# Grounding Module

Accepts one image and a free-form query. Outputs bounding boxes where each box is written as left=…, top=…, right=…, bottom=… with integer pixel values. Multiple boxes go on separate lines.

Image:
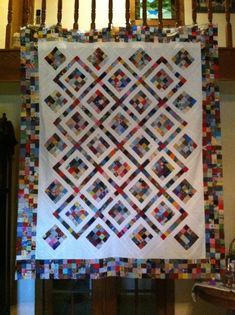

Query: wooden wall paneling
left=154, top=279, right=175, bottom=315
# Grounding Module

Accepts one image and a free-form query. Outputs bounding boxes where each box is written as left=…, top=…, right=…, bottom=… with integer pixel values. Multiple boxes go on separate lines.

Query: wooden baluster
left=142, top=0, right=148, bottom=27
left=5, top=0, right=13, bottom=48
left=207, top=0, right=213, bottom=23
left=175, top=0, right=180, bottom=27
left=225, top=0, right=233, bottom=47
left=57, top=0, right=63, bottom=27
left=73, top=0, right=79, bottom=30
left=41, top=0, right=47, bottom=26
left=158, top=0, right=163, bottom=29
left=192, top=0, right=197, bottom=25
left=91, top=0, right=96, bottom=30
left=126, top=0, right=131, bottom=30
left=108, top=0, right=113, bottom=30
left=22, top=0, right=30, bottom=26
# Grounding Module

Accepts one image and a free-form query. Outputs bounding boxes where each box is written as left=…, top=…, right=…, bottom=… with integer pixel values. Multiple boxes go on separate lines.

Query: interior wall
left=0, top=0, right=8, bottom=48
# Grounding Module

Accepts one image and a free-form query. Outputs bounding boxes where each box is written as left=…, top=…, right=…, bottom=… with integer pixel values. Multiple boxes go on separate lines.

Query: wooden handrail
left=73, top=0, right=79, bottom=30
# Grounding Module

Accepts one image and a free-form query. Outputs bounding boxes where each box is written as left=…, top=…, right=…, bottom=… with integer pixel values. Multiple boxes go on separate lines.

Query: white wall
left=0, top=0, right=8, bottom=48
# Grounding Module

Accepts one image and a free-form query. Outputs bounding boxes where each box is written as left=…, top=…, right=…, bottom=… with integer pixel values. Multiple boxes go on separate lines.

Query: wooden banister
left=225, top=0, right=233, bottom=48
left=57, top=0, right=63, bottom=27
left=5, top=0, right=13, bottom=49
left=192, top=0, right=197, bottom=25
left=91, top=0, right=96, bottom=30
left=41, top=0, right=47, bottom=26
left=108, top=0, right=113, bottom=30
left=126, top=0, right=131, bottom=30
left=73, top=0, right=79, bottom=30
left=158, top=0, right=163, bottom=29
left=142, top=0, right=147, bottom=27
left=208, top=0, right=213, bottom=23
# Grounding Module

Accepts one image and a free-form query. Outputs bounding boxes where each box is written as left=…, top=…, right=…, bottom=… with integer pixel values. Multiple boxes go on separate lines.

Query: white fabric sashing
left=36, top=41, right=205, bottom=260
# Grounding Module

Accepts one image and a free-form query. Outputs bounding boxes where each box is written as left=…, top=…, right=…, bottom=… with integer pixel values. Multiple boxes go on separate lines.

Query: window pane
left=136, top=0, right=174, bottom=20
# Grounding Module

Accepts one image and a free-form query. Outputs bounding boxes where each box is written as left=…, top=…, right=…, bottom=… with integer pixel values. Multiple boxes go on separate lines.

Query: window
left=130, top=0, right=185, bottom=27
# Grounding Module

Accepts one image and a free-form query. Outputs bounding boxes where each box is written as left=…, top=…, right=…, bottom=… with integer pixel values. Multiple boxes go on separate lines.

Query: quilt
left=16, top=25, right=224, bottom=279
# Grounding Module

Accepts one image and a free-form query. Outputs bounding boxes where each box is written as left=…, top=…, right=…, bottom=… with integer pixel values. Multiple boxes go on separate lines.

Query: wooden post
left=57, top=0, right=63, bottom=27
left=22, top=0, right=30, bottom=26
left=142, top=0, right=148, bottom=27
left=158, top=0, right=163, bottom=29
left=108, top=0, right=113, bottom=30
left=192, top=0, right=197, bottom=24
left=175, top=0, right=180, bottom=27
left=41, top=0, right=47, bottom=26
left=225, top=0, right=233, bottom=47
left=126, top=0, right=131, bottom=30
left=5, top=0, right=13, bottom=48
left=207, top=0, right=213, bottom=23
left=91, top=0, right=96, bottom=30
left=73, top=0, right=79, bottom=30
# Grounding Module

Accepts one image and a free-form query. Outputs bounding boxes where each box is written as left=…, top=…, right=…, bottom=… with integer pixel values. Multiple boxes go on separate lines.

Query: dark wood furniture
left=194, top=283, right=235, bottom=314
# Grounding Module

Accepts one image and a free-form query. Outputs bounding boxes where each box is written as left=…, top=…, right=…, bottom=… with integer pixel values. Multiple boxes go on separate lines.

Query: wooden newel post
left=5, top=0, right=13, bottom=49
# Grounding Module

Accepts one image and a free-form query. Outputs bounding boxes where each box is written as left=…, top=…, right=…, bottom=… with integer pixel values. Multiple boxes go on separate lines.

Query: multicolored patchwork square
left=131, top=136, right=150, bottom=158
left=65, top=68, right=87, bottom=92
left=108, top=201, right=130, bottom=225
left=151, top=69, right=173, bottom=90
left=66, top=112, right=89, bottom=136
left=152, top=202, right=174, bottom=226
left=87, top=135, right=110, bottom=157
left=151, top=113, right=174, bottom=137
left=45, top=47, right=66, bottom=70
left=129, top=48, right=152, bottom=70
left=66, top=157, right=88, bottom=180
left=108, top=157, right=131, bottom=179
left=44, top=133, right=67, bottom=157
left=129, top=90, right=152, bottom=115
left=110, top=113, right=130, bottom=135
left=174, top=225, right=199, bottom=250
left=87, top=178, right=109, bottom=202
left=152, top=157, right=175, bottom=180
left=173, top=92, right=196, bottom=113
left=173, top=179, right=196, bottom=203
left=108, top=69, right=131, bottom=92
left=130, top=178, right=152, bottom=203
left=43, top=225, right=67, bottom=249
left=130, top=224, right=153, bottom=249
left=172, top=49, right=194, bottom=69
left=45, top=179, right=68, bottom=203
left=86, top=224, right=110, bottom=249
left=44, top=90, right=68, bottom=112
left=174, top=134, right=197, bottom=158
left=66, top=202, right=88, bottom=226
left=87, top=48, right=108, bottom=70
left=87, top=90, right=110, bottom=113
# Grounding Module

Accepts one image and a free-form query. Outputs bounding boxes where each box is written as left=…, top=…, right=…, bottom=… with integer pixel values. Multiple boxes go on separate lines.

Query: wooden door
left=38, top=278, right=174, bottom=315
